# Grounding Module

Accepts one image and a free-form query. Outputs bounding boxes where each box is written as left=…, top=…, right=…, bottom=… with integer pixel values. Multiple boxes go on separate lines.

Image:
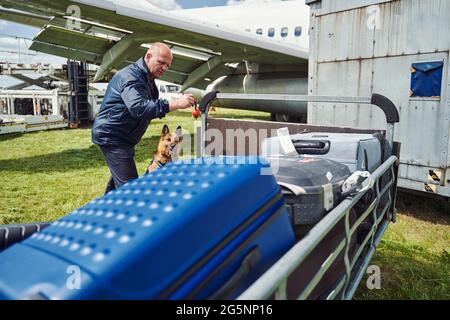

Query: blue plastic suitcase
left=0, top=156, right=295, bottom=300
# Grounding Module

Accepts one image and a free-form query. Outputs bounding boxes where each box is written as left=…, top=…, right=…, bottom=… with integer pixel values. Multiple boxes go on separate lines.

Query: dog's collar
left=151, top=159, right=167, bottom=168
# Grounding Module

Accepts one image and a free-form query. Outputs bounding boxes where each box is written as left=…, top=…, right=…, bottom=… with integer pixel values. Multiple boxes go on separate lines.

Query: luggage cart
left=0, top=93, right=400, bottom=300
left=197, top=92, right=401, bottom=299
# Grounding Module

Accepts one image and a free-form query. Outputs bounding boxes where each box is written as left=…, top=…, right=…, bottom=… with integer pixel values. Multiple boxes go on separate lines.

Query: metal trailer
left=305, top=0, right=450, bottom=198
left=0, top=89, right=67, bottom=135
left=197, top=92, right=400, bottom=299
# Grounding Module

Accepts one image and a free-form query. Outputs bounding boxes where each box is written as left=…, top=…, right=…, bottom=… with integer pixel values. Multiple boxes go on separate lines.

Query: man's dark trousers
left=100, top=145, right=138, bottom=195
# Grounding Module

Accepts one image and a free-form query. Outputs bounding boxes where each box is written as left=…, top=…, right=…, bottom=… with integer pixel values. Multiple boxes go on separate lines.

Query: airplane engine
left=204, top=73, right=309, bottom=122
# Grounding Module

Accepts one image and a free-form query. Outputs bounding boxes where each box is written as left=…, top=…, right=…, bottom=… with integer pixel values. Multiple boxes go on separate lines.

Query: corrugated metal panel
left=308, top=0, right=450, bottom=197
left=316, top=0, right=450, bottom=62
left=446, top=50, right=450, bottom=168
left=311, top=0, right=394, bottom=16
left=310, top=53, right=449, bottom=169
left=398, top=176, right=450, bottom=197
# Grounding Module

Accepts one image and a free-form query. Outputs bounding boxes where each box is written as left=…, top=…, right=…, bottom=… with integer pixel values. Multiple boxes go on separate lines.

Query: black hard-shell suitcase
left=267, top=156, right=351, bottom=227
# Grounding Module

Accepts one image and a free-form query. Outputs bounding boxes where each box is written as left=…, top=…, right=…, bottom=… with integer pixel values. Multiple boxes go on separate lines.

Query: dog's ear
left=161, top=124, right=170, bottom=136
left=175, top=126, right=183, bottom=142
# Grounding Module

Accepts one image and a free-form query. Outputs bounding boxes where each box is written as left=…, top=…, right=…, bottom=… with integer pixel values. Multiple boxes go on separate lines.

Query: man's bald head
left=148, top=42, right=172, bottom=58
left=144, top=42, right=173, bottom=79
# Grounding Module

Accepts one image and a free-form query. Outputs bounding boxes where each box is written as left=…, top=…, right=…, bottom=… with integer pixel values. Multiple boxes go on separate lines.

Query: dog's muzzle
left=169, top=143, right=178, bottom=154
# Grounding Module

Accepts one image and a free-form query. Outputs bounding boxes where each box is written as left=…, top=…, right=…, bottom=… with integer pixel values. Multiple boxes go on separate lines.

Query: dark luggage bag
left=266, top=156, right=351, bottom=227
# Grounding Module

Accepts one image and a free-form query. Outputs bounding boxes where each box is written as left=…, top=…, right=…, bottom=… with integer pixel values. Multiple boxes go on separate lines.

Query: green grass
left=0, top=108, right=268, bottom=223
left=0, top=108, right=449, bottom=299
left=355, top=193, right=450, bottom=300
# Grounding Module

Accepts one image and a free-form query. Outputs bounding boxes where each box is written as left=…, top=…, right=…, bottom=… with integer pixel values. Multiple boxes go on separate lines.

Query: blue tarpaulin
left=410, top=61, right=443, bottom=97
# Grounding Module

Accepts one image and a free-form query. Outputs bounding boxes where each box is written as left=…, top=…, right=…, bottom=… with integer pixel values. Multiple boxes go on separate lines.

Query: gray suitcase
left=261, top=132, right=384, bottom=173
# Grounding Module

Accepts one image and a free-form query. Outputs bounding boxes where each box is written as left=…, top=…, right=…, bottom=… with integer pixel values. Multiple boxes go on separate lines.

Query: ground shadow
left=0, top=135, right=169, bottom=174
left=396, top=191, right=450, bottom=225
left=0, top=132, right=25, bottom=142
left=0, top=132, right=198, bottom=174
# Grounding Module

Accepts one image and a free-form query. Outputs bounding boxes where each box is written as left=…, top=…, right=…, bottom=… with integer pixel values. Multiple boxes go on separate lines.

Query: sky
left=0, top=0, right=286, bottom=87
left=0, top=0, right=287, bottom=65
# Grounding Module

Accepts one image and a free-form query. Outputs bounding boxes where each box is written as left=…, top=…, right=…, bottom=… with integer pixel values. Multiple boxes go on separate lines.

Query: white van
left=156, top=80, right=182, bottom=102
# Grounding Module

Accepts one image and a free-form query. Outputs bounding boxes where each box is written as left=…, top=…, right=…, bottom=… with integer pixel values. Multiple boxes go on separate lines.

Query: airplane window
left=268, top=28, right=275, bottom=37
left=295, top=26, right=302, bottom=37
left=281, top=27, right=288, bottom=37
left=245, top=28, right=251, bottom=32
left=256, top=28, right=263, bottom=35
left=159, top=85, right=166, bottom=93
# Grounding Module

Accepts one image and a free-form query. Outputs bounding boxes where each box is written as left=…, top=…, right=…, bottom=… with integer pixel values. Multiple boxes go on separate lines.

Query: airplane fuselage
left=176, top=1, right=310, bottom=119
left=176, top=1, right=310, bottom=50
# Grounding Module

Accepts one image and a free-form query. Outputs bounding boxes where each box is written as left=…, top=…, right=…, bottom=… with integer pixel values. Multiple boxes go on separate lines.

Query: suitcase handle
left=209, top=246, right=261, bottom=300
left=0, top=222, right=50, bottom=252
left=340, top=171, right=374, bottom=198
left=292, top=139, right=331, bottom=155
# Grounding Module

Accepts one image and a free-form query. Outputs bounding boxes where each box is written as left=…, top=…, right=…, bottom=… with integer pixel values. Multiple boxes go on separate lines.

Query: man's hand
left=169, top=94, right=196, bottom=111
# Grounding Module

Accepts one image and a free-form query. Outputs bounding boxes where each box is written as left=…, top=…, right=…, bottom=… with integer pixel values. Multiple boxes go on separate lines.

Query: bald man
left=92, top=43, right=196, bottom=194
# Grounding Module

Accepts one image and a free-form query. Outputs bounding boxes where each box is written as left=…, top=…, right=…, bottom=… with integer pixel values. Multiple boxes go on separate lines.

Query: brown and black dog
left=146, top=125, right=183, bottom=173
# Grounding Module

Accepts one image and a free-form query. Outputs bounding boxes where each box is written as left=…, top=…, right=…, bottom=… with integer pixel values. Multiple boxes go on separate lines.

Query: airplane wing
left=0, top=0, right=308, bottom=89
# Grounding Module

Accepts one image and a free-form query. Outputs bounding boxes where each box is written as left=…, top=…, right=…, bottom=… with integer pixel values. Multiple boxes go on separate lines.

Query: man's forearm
left=168, top=100, right=179, bottom=112
left=168, top=94, right=195, bottom=111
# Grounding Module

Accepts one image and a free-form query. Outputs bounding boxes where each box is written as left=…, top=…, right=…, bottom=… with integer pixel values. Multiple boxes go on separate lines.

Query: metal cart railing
left=197, top=92, right=400, bottom=299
